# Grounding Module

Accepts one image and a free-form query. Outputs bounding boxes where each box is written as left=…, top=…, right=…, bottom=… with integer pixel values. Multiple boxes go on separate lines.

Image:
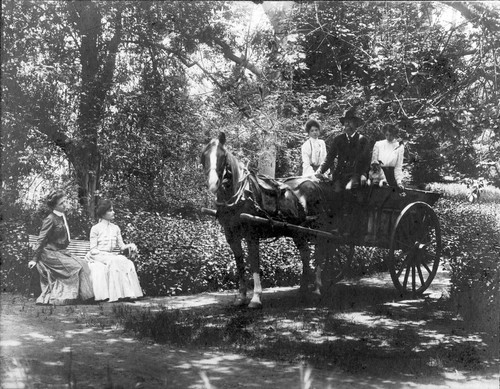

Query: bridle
left=202, top=144, right=229, bottom=194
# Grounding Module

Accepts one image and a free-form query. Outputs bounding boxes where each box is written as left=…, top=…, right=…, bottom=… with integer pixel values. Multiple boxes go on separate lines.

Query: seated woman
left=28, top=190, right=94, bottom=305
left=86, top=199, right=143, bottom=302
left=301, top=118, right=327, bottom=176
left=371, top=123, right=405, bottom=188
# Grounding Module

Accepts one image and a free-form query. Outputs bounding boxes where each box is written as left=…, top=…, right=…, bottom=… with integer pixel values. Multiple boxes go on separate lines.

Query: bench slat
left=28, top=234, right=121, bottom=259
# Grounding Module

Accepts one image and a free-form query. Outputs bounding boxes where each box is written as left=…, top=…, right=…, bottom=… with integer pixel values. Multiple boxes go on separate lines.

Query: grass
left=103, top=291, right=492, bottom=378
left=427, top=182, right=500, bottom=203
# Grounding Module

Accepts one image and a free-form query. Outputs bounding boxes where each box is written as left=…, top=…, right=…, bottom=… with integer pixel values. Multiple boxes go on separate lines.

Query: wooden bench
left=28, top=235, right=122, bottom=259
left=28, top=235, right=91, bottom=260
left=27, top=235, right=122, bottom=297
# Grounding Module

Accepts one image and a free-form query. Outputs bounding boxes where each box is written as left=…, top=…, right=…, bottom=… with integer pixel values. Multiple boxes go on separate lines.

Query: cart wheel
left=320, top=243, right=355, bottom=293
left=388, top=202, right=441, bottom=297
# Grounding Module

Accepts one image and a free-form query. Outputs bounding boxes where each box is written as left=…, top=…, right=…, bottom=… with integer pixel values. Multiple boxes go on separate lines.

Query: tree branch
left=443, top=2, right=500, bottom=32
left=210, top=35, right=264, bottom=77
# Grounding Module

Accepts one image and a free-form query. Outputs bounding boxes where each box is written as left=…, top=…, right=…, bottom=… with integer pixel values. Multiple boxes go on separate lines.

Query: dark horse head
left=200, top=132, right=245, bottom=202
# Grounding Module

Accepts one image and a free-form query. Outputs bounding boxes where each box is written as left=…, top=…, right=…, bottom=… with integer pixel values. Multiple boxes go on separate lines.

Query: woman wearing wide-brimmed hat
left=316, top=107, right=371, bottom=191
left=301, top=118, right=327, bottom=176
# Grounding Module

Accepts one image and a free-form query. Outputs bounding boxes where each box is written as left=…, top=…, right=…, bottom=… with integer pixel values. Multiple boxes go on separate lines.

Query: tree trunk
left=69, top=1, right=122, bottom=219
left=257, top=1, right=295, bottom=178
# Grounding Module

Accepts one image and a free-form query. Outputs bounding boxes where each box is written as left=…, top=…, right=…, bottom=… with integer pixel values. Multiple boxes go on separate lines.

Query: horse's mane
left=224, top=149, right=246, bottom=192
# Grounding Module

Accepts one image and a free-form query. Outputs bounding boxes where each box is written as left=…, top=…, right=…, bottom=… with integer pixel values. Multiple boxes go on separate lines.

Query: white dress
left=371, top=139, right=405, bottom=185
left=301, top=138, right=327, bottom=176
left=87, top=220, right=143, bottom=302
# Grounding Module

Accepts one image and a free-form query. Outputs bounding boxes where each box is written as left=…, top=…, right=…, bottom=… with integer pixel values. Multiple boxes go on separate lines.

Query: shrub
left=0, top=220, right=32, bottom=294
left=116, top=210, right=304, bottom=296
left=436, top=198, right=500, bottom=342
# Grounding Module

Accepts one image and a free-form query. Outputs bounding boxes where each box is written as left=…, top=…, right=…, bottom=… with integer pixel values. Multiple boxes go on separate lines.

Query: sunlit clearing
left=0, top=340, right=21, bottom=347
left=42, top=361, right=64, bottom=366
left=64, top=328, right=94, bottom=338
left=192, top=354, right=246, bottom=366
left=25, top=332, right=55, bottom=343
left=336, top=312, right=426, bottom=329
left=105, top=337, right=136, bottom=344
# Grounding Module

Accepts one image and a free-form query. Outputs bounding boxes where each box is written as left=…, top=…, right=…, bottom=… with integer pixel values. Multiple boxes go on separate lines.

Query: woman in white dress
left=301, top=119, right=327, bottom=176
left=86, top=200, right=143, bottom=302
left=371, top=123, right=405, bottom=188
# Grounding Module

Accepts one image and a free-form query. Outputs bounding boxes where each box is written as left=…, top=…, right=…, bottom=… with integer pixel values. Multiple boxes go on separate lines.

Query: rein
left=214, top=164, right=250, bottom=208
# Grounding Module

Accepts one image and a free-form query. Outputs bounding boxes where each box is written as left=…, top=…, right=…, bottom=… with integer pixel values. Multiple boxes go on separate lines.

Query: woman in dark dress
left=28, top=190, right=94, bottom=305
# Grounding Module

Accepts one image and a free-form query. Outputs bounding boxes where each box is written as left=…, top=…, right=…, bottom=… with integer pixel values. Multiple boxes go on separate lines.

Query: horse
left=200, top=132, right=328, bottom=308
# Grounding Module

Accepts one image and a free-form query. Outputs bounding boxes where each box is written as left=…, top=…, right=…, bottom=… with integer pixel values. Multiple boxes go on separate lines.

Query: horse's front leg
left=293, top=236, right=312, bottom=294
left=247, top=237, right=263, bottom=309
left=225, top=230, right=247, bottom=306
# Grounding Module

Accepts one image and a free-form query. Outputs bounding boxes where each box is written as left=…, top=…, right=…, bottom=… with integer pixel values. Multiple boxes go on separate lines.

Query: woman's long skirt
left=91, top=253, right=143, bottom=302
left=36, top=248, right=94, bottom=305
left=88, top=261, right=109, bottom=301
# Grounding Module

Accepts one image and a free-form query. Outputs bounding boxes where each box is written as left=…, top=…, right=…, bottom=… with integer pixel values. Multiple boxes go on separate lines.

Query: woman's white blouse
left=301, top=138, right=327, bottom=176
left=89, top=220, right=126, bottom=255
left=371, top=139, right=405, bottom=185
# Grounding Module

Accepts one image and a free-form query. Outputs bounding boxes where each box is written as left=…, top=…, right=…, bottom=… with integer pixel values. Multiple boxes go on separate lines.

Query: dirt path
left=1, top=268, right=499, bottom=389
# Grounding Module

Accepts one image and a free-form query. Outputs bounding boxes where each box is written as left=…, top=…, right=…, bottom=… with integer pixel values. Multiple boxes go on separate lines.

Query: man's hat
left=339, top=107, right=364, bottom=127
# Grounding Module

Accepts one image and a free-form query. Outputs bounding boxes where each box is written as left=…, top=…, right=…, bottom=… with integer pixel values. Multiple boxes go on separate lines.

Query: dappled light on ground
left=1, top=268, right=498, bottom=388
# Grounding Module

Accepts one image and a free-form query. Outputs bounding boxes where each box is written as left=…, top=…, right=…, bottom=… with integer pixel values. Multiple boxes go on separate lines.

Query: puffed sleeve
left=89, top=224, right=101, bottom=255
left=394, top=144, right=405, bottom=185
left=32, top=215, right=55, bottom=261
left=301, top=141, right=314, bottom=176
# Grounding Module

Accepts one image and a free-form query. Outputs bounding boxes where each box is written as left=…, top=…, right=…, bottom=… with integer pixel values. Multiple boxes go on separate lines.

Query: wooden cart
left=238, top=185, right=442, bottom=297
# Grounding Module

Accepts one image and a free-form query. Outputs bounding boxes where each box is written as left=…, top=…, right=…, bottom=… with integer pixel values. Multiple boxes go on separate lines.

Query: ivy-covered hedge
left=0, top=220, right=32, bottom=294
left=117, top=210, right=304, bottom=296
left=436, top=198, right=500, bottom=337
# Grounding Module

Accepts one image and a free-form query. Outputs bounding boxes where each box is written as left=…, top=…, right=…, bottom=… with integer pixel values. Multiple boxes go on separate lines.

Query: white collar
left=53, top=210, right=65, bottom=217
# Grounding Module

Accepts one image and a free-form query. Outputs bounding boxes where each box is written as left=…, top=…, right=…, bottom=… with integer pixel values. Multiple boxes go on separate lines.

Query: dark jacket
left=319, top=132, right=371, bottom=179
left=32, top=213, right=70, bottom=261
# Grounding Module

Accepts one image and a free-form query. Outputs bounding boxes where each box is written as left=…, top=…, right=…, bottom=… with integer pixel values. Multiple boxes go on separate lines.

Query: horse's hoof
left=248, top=301, right=263, bottom=309
left=234, top=297, right=247, bottom=307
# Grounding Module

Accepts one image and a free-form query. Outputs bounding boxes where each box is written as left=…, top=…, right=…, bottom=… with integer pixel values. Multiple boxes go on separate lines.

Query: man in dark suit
left=316, top=107, right=371, bottom=192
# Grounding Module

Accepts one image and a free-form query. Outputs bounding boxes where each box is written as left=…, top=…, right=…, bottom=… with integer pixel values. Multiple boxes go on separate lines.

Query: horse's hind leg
left=247, top=238, right=263, bottom=309
left=293, top=236, right=312, bottom=293
left=312, top=241, right=327, bottom=295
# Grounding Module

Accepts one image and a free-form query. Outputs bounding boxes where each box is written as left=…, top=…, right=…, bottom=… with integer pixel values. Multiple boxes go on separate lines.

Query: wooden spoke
left=417, top=265, right=425, bottom=286
left=396, top=253, right=411, bottom=278
left=421, top=260, right=432, bottom=274
left=388, top=202, right=442, bottom=296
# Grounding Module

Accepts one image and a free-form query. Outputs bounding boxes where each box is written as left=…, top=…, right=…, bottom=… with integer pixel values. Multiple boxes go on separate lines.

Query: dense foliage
left=436, top=197, right=499, bottom=336
left=3, top=1, right=499, bottom=215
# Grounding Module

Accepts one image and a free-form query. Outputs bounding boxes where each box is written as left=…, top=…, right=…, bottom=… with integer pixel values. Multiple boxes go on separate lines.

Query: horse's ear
left=218, top=132, right=226, bottom=146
